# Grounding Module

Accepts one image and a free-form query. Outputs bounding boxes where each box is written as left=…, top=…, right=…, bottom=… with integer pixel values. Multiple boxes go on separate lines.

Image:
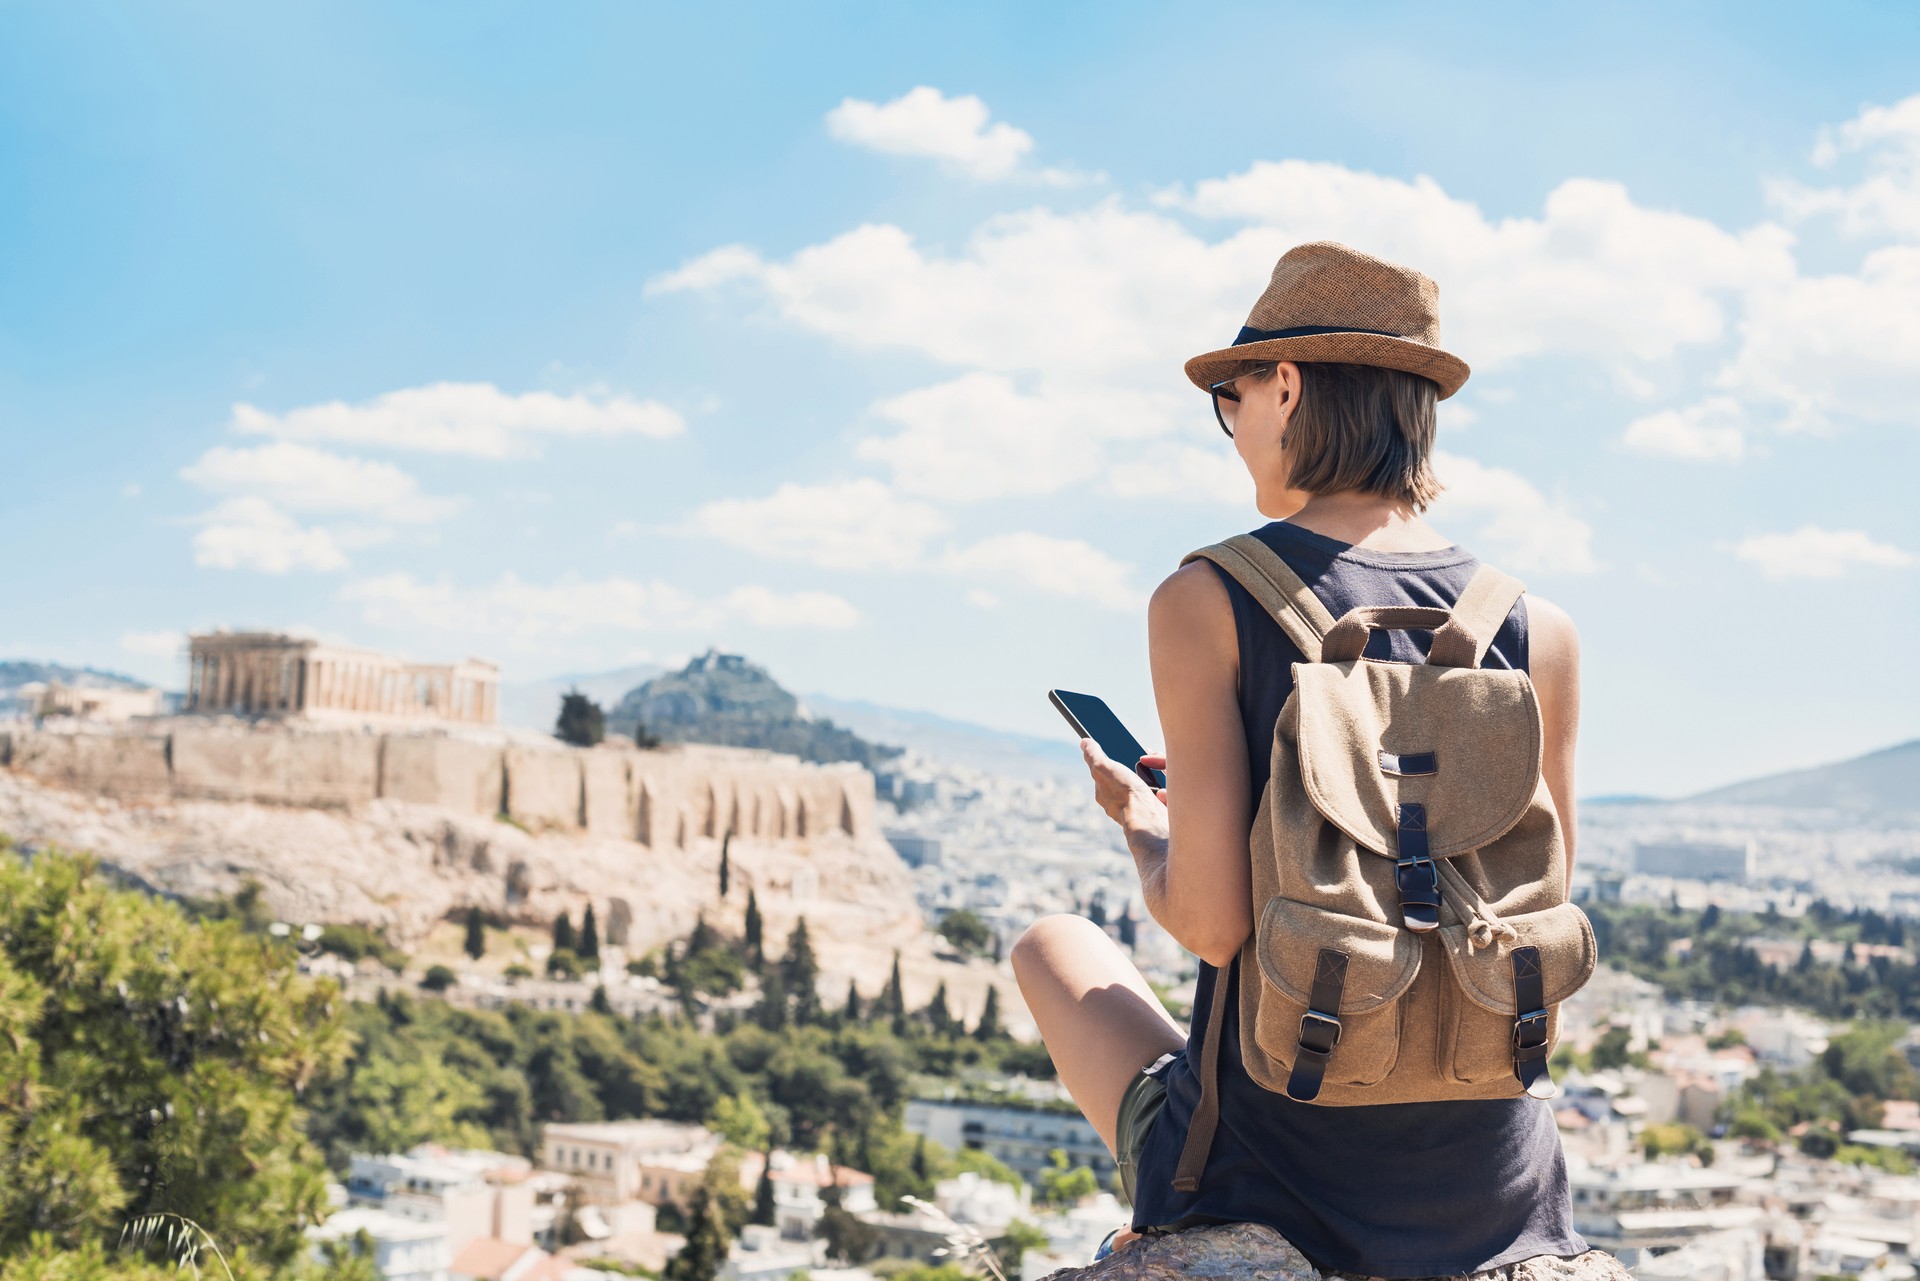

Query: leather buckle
left=1512, top=1009, right=1550, bottom=1051
left=1396, top=855, right=1440, bottom=933
left=1298, top=1010, right=1342, bottom=1056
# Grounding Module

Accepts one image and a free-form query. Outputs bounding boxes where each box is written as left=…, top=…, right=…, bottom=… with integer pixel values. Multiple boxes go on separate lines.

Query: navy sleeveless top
left=1126, top=520, right=1586, bottom=1279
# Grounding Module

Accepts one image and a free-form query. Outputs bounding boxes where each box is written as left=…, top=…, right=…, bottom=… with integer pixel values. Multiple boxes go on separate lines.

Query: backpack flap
left=1293, top=660, right=1543, bottom=861
left=1436, top=902, right=1596, bottom=1098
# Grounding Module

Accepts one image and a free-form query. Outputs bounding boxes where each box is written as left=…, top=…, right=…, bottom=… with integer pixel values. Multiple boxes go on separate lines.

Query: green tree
left=781, top=918, right=821, bottom=1025
left=422, top=964, right=457, bottom=992
left=921, top=982, right=953, bottom=1036
left=719, top=834, right=731, bottom=899
left=816, top=1197, right=877, bottom=1264
left=936, top=909, right=993, bottom=958
left=973, top=987, right=1003, bottom=1041
left=842, top=980, right=862, bottom=1024
left=711, top=1093, right=771, bottom=1151
left=1037, top=1150, right=1099, bottom=1206
left=463, top=907, right=487, bottom=961
left=0, top=847, right=350, bottom=1267
left=580, top=905, right=601, bottom=963
left=547, top=948, right=582, bottom=981
left=1590, top=1025, right=1637, bottom=1071
left=556, top=690, right=606, bottom=747
left=743, top=890, right=764, bottom=971
left=879, top=952, right=906, bottom=1030
left=751, top=1151, right=775, bottom=1227
left=553, top=911, right=576, bottom=955
left=662, top=1183, right=729, bottom=1281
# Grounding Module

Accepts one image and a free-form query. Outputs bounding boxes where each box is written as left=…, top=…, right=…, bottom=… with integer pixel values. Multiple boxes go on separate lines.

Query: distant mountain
left=496, top=663, right=664, bottom=733
left=1684, top=738, right=1920, bottom=816
left=607, top=649, right=902, bottom=769
left=802, top=693, right=1086, bottom=782
left=1, top=660, right=154, bottom=716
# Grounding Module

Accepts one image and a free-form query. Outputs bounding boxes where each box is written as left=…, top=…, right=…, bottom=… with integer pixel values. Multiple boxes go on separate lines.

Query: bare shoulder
left=1149, top=561, right=1235, bottom=652
left=1152, top=564, right=1228, bottom=629
left=1525, top=594, right=1580, bottom=680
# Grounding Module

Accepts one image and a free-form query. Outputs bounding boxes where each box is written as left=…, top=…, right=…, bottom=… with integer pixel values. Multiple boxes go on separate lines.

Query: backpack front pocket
left=1436, top=900, right=1596, bottom=1086
left=1249, top=896, right=1422, bottom=1091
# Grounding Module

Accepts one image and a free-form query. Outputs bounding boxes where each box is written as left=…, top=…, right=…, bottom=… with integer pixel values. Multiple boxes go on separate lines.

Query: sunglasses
left=1208, top=365, right=1274, bottom=439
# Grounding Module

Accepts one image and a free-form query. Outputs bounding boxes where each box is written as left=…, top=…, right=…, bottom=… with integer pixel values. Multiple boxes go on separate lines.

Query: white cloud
left=966, top=589, right=1001, bottom=609
left=341, top=572, right=859, bottom=646
left=231, top=382, right=685, bottom=458
left=856, top=373, right=1182, bottom=501
left=191, top=498, right=350, bottom=573
left=182, top=441, right=457, bottom=521
left=120, top=630, right=186, bottom=658
left=1713, top=245, right=1920, bottom=431
left=1771, top=92, right=1920, bottom=238
left=648, top=205, right=1271, bottom=384
left=683, top=479, right=948, bottom=571
left=1728, top=526, right=1914, bottom=580
left=826, top=86, right=1045, bottom=183
left=1620, top=396, right=1749, bottom=461
left=1428, top=452, right=1597, bottom=576
left=940, top=532, right=1144, bottom=610
left=1160, top=162, right=1796, bottom=369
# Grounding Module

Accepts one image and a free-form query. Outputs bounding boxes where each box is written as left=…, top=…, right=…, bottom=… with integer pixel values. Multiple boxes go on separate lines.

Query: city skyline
left=3, top=4, right=1918, bottom=797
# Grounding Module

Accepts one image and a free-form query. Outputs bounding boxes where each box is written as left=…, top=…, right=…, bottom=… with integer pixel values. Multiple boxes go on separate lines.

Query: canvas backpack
left=1169, top=534, right=1596, bottom=1193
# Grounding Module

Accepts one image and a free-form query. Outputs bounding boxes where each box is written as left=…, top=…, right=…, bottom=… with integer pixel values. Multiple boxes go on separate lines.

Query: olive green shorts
left=1115, top=1051, right=1178, bottom=1206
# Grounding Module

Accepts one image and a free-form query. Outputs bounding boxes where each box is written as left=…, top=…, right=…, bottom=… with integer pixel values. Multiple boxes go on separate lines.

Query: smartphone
left=1048, top=689, right=1166, bottom=790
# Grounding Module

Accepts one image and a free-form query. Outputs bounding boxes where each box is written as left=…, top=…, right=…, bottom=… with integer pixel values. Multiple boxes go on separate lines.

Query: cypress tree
left=463, top=906, right=486, bottom=960
left=580, top=904, right=601, bottom=962
left=664, top=1184, right=728, bottom=1281
left=744, top=889, right=764, bottom=971
left=880, top=951, right=906, bottom=1035
left=1116, top=907, right=1137, bottom=950
left=973, top=986, right=1002, bottom=1041
left=923, top=981, right=952, bottom=1036
left=552, top=910, right=576, bottom=955
left=719, top=833, right=731, bottom=899
left=842, top=979, right=861, bottom=1024
left=751, top=1150, right=776, bottom=1227
left=781, top=918, right=820, bottom=1025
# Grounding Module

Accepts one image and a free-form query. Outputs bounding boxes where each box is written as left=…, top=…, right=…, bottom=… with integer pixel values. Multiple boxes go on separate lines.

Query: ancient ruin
left=187, top=631, right=499, bottom=725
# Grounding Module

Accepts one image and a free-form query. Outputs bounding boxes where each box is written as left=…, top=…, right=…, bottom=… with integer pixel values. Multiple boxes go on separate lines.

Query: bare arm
left=1526, top=595, right=1582, bottom=880
left=1083, top=561, right=1253, bottom=969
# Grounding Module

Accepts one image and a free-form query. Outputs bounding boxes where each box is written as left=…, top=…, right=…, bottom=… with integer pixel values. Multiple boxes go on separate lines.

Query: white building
left=722, top=1223, right=821, bottom=1281
left=906, top=1099, right=1113, bottom=1190
left=766, top=1151, right=877, bottom=1241
left=541, top=1119, right=730, bottom=1211
left=346, top=1146, right=536, bottom=1256
left=309, top=1205, right=450, bottom=1281
left=1633, top=840, right=1754, bottom=883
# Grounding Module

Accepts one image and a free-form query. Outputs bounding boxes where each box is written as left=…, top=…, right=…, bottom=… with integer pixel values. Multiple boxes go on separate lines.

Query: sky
left=1, top=1, right=1917, bottom=798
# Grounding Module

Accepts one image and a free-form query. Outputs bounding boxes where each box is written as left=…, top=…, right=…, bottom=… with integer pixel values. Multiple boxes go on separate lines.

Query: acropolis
left=187, top=631, right=498, bottom=725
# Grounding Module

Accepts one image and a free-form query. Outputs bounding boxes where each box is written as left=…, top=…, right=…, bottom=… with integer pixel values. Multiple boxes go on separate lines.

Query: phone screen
left=1049, top=688, right=1165, bottom=790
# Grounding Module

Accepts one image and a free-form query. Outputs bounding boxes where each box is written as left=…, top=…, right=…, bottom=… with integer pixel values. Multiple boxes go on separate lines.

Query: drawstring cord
left=1435, top=859, right=1518, bottom=952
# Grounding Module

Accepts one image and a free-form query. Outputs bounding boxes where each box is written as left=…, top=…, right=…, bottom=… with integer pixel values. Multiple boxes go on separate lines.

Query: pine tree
left=555, top=690, right=606, bottom=748
left=973, top=986, right=1002, bottom=1040
left=719, top=833, right=731, bottom=899
left=463, top=906, right=486, bottom=960
left=754, top=969, right=789, bottom=1031
left=580, top=904, right=601, bottom=962
left=743, top=889, right=764, bottom=971
left=553, top=910, right=576, bottom=955
left=781, top=918, right=820, bottom=1024
left=842, top=979, right=861, bottom=1024
left=664, top=1184, right=729, bottom=1281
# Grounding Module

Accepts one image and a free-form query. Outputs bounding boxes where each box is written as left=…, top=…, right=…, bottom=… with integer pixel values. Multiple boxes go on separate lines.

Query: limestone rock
left=1040, top=1225, right=1320, bottom=1281
left=1039, top=1225, right=1626, bottom=1281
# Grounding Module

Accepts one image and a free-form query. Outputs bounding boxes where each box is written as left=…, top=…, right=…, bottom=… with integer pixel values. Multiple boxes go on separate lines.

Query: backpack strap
left=1170, top=957, right=1235, bottom=1193
left=1181, top=534, right=1337, bottom=662
left=1448, top=565, right=1527, bottom=666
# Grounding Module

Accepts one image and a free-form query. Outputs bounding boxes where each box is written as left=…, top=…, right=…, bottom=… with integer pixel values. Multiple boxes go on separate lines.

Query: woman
left=1011, top=243, right=1626, bottom=1280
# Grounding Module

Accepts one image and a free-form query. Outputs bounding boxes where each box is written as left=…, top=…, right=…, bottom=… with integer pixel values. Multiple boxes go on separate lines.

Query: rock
left=1038, top=1225, right=1627, bottom=1281
left=1040, top=1224, right=1320, bottom=1280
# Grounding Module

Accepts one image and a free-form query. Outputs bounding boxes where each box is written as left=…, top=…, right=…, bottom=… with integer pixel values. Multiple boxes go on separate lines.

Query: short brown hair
left=1251, top=361, right=1443, bottom=510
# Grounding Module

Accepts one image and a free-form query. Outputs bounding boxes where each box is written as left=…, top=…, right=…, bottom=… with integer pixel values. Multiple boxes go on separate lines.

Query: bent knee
left=1011, top=913, right=1108, bottom=977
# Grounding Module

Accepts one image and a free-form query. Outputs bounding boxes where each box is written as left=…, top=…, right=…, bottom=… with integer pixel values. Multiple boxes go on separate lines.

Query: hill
left=1685, top=737, right=1920, bottom=815
left=802, top=692, right=1086, bottom=782
left=607, top=649, right=903, bottom=769
left=0, top=660, right=152, bottom=717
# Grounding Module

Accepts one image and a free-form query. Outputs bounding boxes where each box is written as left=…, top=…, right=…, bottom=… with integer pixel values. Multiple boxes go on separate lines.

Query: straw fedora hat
left=1184, top=241, right=1470, bottom=399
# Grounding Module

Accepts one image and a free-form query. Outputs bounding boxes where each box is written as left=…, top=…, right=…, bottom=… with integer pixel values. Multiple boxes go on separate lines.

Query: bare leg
left=1011, top=914, right=1186, bottom=1155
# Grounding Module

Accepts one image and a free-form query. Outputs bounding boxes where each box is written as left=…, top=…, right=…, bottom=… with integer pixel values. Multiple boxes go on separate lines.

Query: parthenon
left=186, top=632, right=498, bottom=725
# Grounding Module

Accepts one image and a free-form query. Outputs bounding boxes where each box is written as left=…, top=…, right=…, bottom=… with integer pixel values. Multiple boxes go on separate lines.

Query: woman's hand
left=1081, top=738, right=1167, bottom=838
